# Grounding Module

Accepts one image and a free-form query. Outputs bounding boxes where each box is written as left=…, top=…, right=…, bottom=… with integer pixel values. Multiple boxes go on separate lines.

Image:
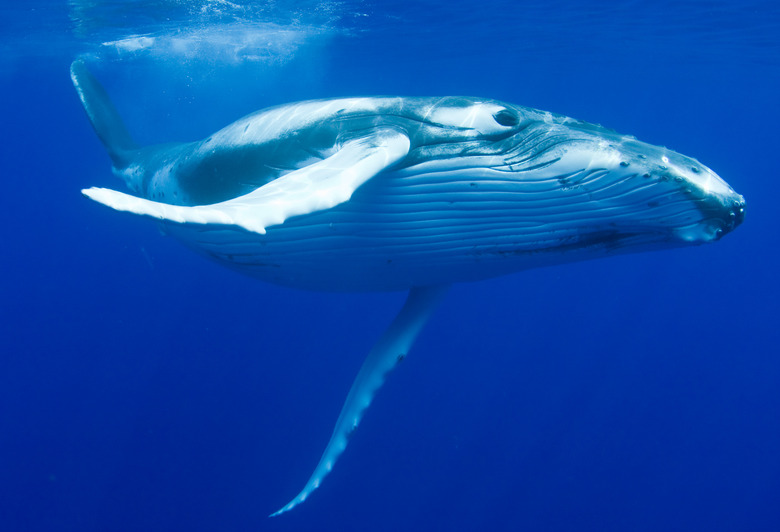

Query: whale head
left=554, top=130, right=747, bottom=249
left=391, top=100, right=746, bottom=266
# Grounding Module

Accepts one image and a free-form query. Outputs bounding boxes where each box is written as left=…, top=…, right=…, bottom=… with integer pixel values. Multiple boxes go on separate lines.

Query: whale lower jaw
left=172, top=223, right=682, bottom=291
left=165, top=159, right=715, bottom=291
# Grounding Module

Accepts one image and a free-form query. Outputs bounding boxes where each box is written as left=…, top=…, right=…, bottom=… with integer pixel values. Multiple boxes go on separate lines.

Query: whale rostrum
left=71, top=60, right=745, bottom=515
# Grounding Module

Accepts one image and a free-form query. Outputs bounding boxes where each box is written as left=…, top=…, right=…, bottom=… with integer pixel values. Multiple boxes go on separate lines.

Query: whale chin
left=675, top=219, right=736, bottom=243
left=673, top=193, right=746, bottom=243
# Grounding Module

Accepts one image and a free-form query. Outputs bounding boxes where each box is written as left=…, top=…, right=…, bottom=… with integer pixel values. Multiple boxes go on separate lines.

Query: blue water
left=2, top=1, right=779, bottom=530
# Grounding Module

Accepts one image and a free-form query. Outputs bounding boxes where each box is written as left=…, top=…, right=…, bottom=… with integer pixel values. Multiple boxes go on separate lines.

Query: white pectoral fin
left=83, top=129, right=411, bottom=234
left=271, top=285, right=450, bottom=517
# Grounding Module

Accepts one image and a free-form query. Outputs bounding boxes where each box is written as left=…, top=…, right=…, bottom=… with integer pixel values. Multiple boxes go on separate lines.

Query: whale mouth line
left=489, top=228, right=670, bottom=258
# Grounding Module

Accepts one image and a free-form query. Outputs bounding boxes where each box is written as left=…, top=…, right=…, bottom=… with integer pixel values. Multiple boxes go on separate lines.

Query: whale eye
left=493, top=109, right=519, bottom=127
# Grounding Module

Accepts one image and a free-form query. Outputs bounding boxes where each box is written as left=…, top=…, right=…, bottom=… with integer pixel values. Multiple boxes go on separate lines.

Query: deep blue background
left=2, top=1, right=779, bottom=530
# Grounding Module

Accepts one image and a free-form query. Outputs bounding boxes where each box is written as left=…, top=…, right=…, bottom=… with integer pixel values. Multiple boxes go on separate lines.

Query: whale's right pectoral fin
left=83, top=128, right=410, bottom=234
left=271, top=285, right=450, bottom=517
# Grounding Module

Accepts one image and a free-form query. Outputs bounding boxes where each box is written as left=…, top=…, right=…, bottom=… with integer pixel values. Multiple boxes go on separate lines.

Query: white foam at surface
left=100, top=22, right=326, bottom=64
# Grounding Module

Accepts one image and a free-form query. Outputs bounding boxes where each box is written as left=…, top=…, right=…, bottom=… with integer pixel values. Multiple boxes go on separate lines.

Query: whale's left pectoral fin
left=83, top=129, right=410, bottom=234
left=271, top=285, right=449, bottom=516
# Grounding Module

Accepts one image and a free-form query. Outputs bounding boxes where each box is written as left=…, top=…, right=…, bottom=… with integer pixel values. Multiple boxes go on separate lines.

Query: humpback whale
left=71, top=60, right=745, bottom=515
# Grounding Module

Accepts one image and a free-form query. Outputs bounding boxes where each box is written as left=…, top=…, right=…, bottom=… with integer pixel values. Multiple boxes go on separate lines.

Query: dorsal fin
left=70, top=60, right=137, bottom=168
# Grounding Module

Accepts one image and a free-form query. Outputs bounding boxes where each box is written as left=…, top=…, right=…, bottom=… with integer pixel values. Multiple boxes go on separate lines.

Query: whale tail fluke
left=71, top=60, right=138, bottom=169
